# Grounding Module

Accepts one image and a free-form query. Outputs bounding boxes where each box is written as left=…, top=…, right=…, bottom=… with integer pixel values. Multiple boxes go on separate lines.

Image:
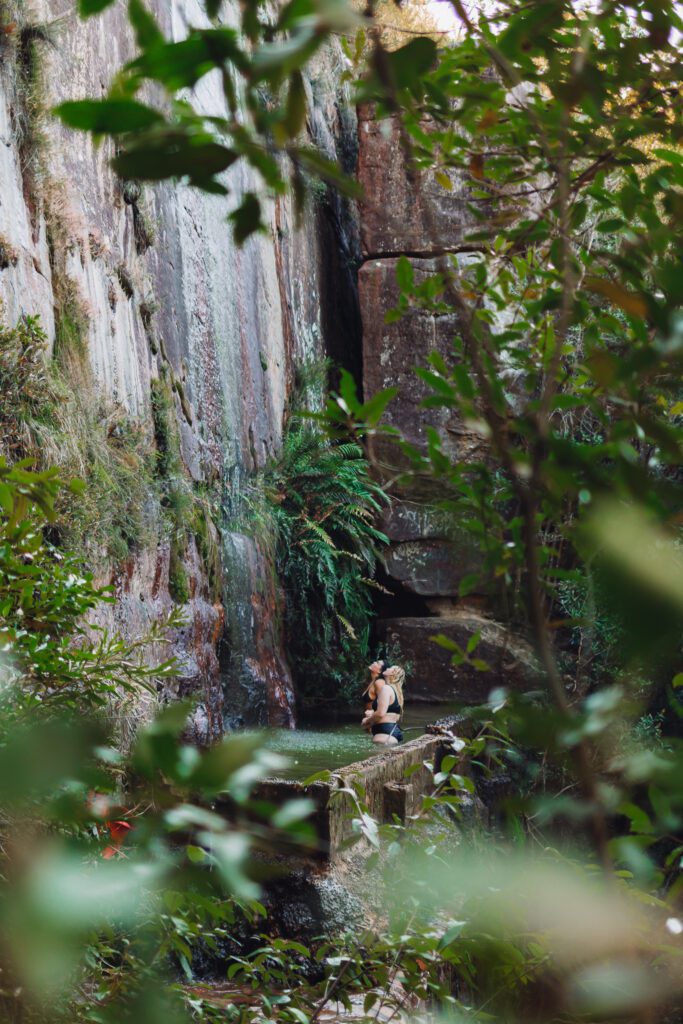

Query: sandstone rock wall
left=0, top=1, right=359, bottom=736
left=357, top=107, right=537, bottom=704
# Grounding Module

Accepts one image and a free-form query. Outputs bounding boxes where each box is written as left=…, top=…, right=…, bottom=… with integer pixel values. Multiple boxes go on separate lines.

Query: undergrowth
left=251, top=418, right=389, bottom=706
left=151, top=371, right=221, bottom=602
left=0, top=315, right=221, bottom=595
left=0, top=315, right=158, bottom=562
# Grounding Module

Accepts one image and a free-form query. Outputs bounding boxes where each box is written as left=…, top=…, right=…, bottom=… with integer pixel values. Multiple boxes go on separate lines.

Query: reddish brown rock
left=360, top=256, right=484, bottom=470
left=382, top=537, right=481, bottom=597
left=380, top=499, right=451, bottom=542
left=92, top=538, right=224, bottom=747
left=377, top=612, right=539, bottom=704
left=357, top=109, right=479, bottom=257
left=222, top=533, right=296, bottom=730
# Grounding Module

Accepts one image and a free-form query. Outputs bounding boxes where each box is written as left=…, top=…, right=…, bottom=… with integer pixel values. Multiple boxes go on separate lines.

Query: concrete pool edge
left=250, top=730, right=457, bottom=863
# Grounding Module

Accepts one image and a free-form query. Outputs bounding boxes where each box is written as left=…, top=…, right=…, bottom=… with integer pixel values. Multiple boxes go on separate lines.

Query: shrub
left=0, top=314, right=159, bottom=563
left=262, top=420, right=388, bottom=705
left=0, top=458, right=178, bottom=720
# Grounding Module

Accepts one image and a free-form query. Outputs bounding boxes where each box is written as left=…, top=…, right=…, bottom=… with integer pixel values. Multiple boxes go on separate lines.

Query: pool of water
left=255, top=703, right=460, bottom=782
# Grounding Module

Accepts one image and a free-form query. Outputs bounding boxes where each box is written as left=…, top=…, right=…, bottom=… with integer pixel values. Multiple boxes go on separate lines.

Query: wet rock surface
left=264, top=872, right=363, bottom=941
left=0, top=4, right=358, bottom=731
left=221, top=533, right=296, bottom=729
left=377, top=612, right=539, bottom=704
left=89, top=539, right=224, bottom=746
left=357, top=104, right=534, bottom=689
left=357, top=108, right=478, bottom=256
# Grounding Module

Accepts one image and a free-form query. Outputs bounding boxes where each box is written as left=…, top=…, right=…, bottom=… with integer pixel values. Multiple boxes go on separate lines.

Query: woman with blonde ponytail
left=361, top=664, right=405, bottom=745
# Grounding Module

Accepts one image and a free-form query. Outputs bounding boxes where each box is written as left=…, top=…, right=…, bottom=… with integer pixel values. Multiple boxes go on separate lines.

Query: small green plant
left=169, top=535, right=191, bottom=604
left=0, top=235, right=19, bottom=269
left=0, top=313, right=220, bottom=590
left=53, top=282, right=89, bottom=364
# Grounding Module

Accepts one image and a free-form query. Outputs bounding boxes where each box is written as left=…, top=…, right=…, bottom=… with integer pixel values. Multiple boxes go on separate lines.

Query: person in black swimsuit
left=361, top=665, right=405, bottom=745
left=363, top=659, right=389, bottom=712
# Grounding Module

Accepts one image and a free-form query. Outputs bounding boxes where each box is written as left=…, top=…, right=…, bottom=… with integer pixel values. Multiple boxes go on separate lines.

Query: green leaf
left=188, top=733, right=263, bottom=790
left=653, top=148, right=683, bottom=166
left=364, top=993, right=379, bottom=1012
left=466, top=630, right=481, bottom=654
left=301, top=769, right=332, bottom=785
left=229, top=193, right=265, bottom=245
left=387, top=38, right=437, bottom=89
left=618, top=802, right=653, bottom=835
left=252, top=26, right=321, bottom=80
left=78, top=0, right=116, bottom=15
left=415, top=367, right=454, bottom=398
left=438, top=921, right=466, bottom=949
left=337, top=368, right=361, bottom=415
left=359, top=387, right=398, bottom=427
left=286, top=1008, right=309, bottom=1024
left=272, top=798, right=315, bottom=828
left=0, top=482, right=12, bottom=513
left=130, top=30, right=246, bottom=90
left=458, top=573, right=480, bottom=597
left=55, top=99, right=163, bottom=134
left=430, top=633, right=463, bottom=655
left=128, top=0, right=163, bottom=48
left=395, top=255, right=414, bottom=292
left=114, top=130, right=233, bottom=188
left=282, top=71, right=307, bottom=139
left=186, top=844, right=207, bottom=863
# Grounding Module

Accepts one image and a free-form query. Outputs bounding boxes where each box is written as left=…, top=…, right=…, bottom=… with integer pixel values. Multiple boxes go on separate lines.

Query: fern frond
left=360, top=577, right=393, bottom=595
left=337, top=614, right=357, bottom=640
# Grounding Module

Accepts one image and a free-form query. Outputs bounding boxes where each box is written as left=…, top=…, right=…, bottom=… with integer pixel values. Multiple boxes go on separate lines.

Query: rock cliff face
left=0, top=1, right=360, bottom=736
left=1, top=2, right=533, bottom=725
left=357, top=107, right=537, bottom=704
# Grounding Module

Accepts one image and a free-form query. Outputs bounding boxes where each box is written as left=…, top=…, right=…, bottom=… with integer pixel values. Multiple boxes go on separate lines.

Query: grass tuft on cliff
left=0, top=314, right=158, bottom=563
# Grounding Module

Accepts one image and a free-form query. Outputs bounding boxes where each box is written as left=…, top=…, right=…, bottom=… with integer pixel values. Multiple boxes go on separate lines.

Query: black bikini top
left=372, top=684, right=401, bottom=716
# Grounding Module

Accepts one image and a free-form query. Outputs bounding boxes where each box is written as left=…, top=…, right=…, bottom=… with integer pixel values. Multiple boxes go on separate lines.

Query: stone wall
left=0, top=1, right=360, bottom=736
left=249, top=731, right=449, bottom=863
left=357, top=107, right=537, bottom=705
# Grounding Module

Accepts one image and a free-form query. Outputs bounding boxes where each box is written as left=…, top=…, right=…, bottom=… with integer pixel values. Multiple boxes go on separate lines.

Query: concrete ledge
left=252, top=732, right=449, bottom=862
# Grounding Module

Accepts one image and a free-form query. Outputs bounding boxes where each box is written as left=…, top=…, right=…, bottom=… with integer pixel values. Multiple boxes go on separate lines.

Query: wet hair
left=385, top=665, right=405, bottom=714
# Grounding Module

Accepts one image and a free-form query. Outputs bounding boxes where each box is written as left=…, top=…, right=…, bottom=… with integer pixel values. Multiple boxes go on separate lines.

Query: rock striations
left=357, top=106, right=538, bottom=704
left=0, top=1, right=360, bottom=737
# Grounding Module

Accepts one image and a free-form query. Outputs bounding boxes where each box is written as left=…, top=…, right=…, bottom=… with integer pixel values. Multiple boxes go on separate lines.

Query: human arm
left=363, top=682, right=391, bottom=726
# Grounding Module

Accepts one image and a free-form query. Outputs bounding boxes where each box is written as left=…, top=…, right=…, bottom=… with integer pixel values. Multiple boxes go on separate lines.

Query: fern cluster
left=265, top=420, right=389, bottom=706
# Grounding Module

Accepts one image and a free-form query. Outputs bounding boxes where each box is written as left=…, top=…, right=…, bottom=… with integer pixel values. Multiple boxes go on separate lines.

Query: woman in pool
left=362, top=665, right=405, bottom=745
left=365, top=659, right=388, bottom=698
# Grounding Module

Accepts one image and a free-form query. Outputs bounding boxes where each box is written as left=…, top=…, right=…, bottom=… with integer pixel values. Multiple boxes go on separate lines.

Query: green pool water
left=255, top=704, right=460, bottom=782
